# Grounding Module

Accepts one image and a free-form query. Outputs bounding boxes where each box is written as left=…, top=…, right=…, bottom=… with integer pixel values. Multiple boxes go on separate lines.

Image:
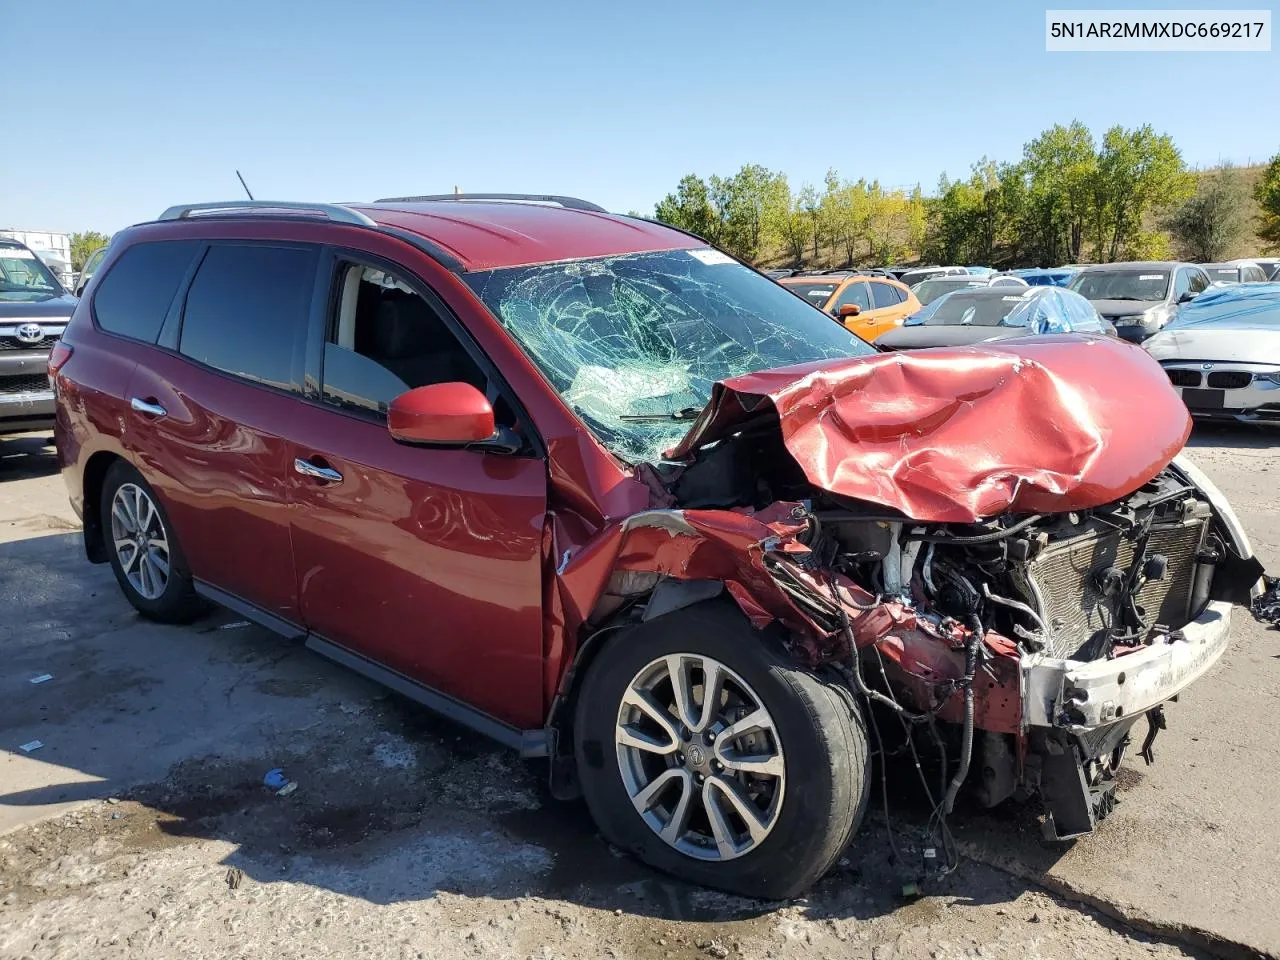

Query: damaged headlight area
left=701, top=464, right=1264, bottom=848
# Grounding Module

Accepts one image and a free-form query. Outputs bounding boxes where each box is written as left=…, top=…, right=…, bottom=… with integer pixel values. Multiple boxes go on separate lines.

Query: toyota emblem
left=15, top=323, right=44, bottom=345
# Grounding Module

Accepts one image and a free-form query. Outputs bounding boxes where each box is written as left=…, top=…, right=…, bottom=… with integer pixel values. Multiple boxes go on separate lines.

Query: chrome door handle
left=293, top=458, right=343, bottom=483
left=130, top=397, right=167, bottom=417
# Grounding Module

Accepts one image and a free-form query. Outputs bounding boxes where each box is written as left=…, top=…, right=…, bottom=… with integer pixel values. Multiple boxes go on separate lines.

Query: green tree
left=797, top=184, right=821, bottom=260
left=1091, top=125, right=1193, bottom=262
left=654, top=175, right=717, bottom=243
left=1021, top=122, right=1097, bottom=264
left=780, top=204, right=809, bottom=266
left=657, top=165, right=791, bottom=262
left=1256, top=151, right=1280, bottom=252
left=905, top=186, right=927, bottom=256
left=722, top=164, right=788, bottom=262
left=70, top=231, right=110, bottom=271
left=1166, top=166, right=1249, bottom=262
left=927, top=173, right=988, bottom=264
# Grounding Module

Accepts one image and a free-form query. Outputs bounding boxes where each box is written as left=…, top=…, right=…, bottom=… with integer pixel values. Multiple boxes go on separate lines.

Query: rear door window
left=178, top=243, right=318, bottom=392
left=92, top=241, right=200, bottom=343
left=833, top=281, right=871, bottom=313
left=870, top=281, right=903, bottom=309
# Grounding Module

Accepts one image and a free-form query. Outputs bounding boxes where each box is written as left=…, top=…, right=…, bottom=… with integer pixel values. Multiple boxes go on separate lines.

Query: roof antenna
left=236, top=170, right=255, bottom=200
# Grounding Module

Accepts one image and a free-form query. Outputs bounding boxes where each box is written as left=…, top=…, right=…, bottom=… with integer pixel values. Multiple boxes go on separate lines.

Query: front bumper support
left=1023, top=601, right=1232, bottom=732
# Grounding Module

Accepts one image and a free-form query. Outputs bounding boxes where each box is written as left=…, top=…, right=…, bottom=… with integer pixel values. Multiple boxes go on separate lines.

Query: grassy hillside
left=756, top=164, right=1270, bottom=271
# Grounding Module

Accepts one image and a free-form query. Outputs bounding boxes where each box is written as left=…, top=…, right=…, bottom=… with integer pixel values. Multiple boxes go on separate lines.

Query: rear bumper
left=1023, top=600, right=1232, bottom=732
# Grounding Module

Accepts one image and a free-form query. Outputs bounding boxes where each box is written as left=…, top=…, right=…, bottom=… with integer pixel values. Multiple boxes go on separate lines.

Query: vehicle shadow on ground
left=0, top=434, right=59, bottom=482
left=1, top=533, right=1086, bottom=932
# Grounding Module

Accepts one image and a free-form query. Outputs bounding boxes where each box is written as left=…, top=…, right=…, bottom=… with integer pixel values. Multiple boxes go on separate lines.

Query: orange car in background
left=778, top=272, right=921, bottom=341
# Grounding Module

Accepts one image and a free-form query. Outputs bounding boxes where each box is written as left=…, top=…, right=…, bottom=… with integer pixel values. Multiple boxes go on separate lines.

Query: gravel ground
left=0, top=698, right=1198, bottom=960
left=2, top=429, right=1273, bottom=960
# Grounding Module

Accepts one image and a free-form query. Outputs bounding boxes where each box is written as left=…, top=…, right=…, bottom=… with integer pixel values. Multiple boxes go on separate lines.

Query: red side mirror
left=838, top=304, right=861, bottom=318
left=388, top=382, right=495, bottom=445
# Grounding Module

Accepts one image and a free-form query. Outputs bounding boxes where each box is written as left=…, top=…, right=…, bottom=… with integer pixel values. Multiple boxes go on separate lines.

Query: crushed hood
left=668, top=335, right=1191, bottom=523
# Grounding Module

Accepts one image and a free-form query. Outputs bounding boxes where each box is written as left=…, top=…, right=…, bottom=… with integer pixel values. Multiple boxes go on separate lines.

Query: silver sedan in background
left=1144, top=283, right=1280, bottom=424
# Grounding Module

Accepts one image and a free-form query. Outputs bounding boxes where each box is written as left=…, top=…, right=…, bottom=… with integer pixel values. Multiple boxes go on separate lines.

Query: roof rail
left=374, top=193, right=607, bottom=214
left=156, top=201, right=377, bottom=227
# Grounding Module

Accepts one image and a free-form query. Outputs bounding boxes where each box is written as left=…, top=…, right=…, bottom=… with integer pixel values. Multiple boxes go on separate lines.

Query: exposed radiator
left=1018, top=518, right=1206, bottom=661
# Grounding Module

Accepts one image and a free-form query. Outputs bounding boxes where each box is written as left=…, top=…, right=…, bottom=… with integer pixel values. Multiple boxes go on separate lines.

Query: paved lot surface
left=0, top=428, right=1275, bottom=960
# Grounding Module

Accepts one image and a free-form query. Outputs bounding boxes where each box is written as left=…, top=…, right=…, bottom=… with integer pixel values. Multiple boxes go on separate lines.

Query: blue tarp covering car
left=1159, top=281, right=1280, bottom=330
left=1004, top=267, right=1081, bottom=287
left=881, top=285, right=1111, bottom=349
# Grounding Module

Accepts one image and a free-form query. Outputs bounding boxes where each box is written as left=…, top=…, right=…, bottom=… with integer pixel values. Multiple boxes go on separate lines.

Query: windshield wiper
left=1104, top=296, right=1146, bottom=301
left=619, top=406, right=704, bottom=422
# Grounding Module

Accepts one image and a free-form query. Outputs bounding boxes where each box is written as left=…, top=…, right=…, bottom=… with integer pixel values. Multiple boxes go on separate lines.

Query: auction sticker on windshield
left=1140, top=274, right=1166, bottom=280
left=687, top=249, right=735, bottom=266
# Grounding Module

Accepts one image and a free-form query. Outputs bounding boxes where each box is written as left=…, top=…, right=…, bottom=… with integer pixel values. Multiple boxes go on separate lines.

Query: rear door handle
left=293, top=458, right=343, bottom=484
left=130, top=397, right=167, bottom=418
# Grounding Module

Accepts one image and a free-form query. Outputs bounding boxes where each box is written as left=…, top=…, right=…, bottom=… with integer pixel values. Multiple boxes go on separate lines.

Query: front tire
left=573, top=601, right=869, bottom=899
left=101, top=461, right=204, bottom=623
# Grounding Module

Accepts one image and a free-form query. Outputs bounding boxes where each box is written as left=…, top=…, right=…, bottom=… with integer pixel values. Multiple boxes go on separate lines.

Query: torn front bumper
left=1023, top=600, right=1232, bottom=732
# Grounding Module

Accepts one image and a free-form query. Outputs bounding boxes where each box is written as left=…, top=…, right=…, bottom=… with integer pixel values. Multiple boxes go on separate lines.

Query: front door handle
left=294, top=458, right=343, bottom=484
left=130, top=397, right=167, bottom=418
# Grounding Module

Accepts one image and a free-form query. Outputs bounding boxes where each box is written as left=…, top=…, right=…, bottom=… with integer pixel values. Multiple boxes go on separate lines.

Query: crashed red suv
left=53, top=195, right=1265, bottom=898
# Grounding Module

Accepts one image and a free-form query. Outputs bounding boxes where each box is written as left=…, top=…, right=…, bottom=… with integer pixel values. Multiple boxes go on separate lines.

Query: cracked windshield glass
left=466, top=248, right=871, bottom=462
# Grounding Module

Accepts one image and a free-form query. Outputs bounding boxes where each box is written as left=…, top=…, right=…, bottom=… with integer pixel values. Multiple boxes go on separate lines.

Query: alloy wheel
left=615, top=653, right=786, bottom=861
left=109, top=483, right=171, bottom=601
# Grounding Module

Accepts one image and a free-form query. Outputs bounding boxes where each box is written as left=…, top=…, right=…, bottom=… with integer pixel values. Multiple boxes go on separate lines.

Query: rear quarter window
left=91, top=241, right=200, bottom=343
left=871, top=282, right=904, bottom=308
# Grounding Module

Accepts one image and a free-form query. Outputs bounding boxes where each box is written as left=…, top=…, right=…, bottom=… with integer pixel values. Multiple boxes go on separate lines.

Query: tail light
left=48, top=342, right=74, bottom=376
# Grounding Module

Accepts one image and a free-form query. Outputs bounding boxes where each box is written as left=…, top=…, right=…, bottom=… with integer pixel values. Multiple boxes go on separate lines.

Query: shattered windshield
left=466, top=249, right=871, bottom=463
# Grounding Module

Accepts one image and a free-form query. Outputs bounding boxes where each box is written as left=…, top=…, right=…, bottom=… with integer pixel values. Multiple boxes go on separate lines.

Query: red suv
left=53, top=196, right=1264, bottom=898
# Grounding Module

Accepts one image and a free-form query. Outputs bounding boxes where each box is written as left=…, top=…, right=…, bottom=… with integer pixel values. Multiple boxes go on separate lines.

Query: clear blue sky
left=3, top=0, right=1276, bottom=233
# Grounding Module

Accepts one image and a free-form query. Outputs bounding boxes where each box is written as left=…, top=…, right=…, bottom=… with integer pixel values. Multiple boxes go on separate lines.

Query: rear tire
left=573, top=601, right=869, bottom=899
left=101, top=461, right=204, bottom=624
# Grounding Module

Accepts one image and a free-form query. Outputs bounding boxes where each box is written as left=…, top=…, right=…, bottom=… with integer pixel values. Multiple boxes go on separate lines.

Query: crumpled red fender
left=542, top=504, right=810, bottom=707
left=541, top=502, right=1022, bottom=733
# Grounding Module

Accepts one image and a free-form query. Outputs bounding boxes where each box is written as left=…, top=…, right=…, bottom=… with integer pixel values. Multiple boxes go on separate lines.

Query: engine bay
left=658, top=430, right=1265, bottom=848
